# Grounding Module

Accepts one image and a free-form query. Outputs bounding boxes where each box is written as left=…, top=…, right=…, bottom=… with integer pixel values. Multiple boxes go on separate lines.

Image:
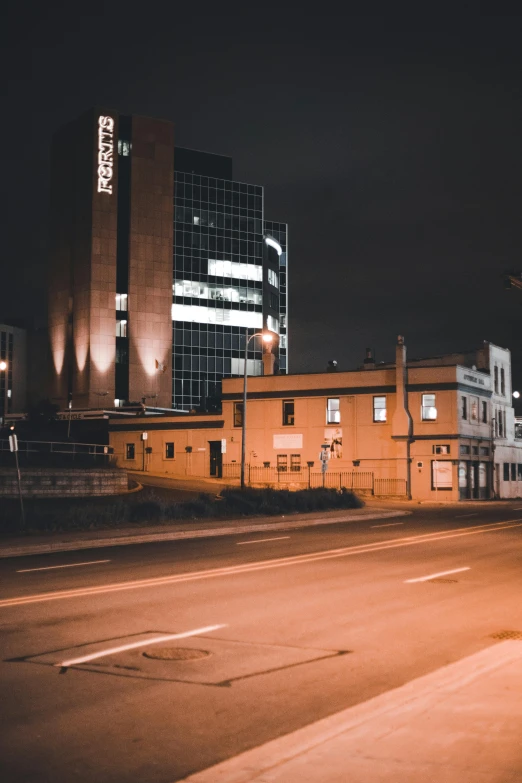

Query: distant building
left=0, top=323, right=26, bottom=424
left=47, top=108, right=288, bottom=414
left=109, top=337, right=522, bottom=501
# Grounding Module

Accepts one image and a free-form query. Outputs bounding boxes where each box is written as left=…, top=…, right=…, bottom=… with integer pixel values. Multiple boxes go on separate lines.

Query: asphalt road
left=1, top=502, right=522, bottom=782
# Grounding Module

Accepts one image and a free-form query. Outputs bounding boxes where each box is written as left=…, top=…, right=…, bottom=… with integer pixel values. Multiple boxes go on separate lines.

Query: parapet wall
left=0, top=468, right=128, bottom=497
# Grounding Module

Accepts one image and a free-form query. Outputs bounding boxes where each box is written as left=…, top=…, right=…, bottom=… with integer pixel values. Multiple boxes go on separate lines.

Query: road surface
left=1, top=502, right=521, bottom=782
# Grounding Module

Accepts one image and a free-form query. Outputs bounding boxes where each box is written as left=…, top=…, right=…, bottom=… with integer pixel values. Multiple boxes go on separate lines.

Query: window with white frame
left=327, top=398, right=340, bottom=424
left=115, top=293, right=128, bottom=311
left=373, top=396, right=387, bottom=422
left=421, top=393, right=437, bottom=421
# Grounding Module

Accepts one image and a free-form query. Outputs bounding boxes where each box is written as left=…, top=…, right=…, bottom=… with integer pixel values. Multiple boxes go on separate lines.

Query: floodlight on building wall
left=264, top=236, right=282, bottom=256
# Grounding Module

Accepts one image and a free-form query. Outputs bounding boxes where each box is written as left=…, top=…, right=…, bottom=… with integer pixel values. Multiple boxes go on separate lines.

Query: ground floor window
left=277, top=454, right=288, bottom=472
left=431, top=460, right=452, bottom=490
left=125, top=443, right=135, bottom=460
left=290, top=454, right=301, bottom=472
left=165, top=442, right=175, bottom=459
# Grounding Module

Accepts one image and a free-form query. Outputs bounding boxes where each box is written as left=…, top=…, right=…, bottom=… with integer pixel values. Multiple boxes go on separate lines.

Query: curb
left=0, top=510, right=409, bottom=559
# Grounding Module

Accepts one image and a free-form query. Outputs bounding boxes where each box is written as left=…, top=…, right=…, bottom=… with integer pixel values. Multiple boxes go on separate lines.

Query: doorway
left=209, top=441, right=223, bottom=478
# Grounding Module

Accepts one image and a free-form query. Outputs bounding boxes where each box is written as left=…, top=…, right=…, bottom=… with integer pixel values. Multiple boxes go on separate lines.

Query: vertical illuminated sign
left=97, top=115, right=115, bottom=194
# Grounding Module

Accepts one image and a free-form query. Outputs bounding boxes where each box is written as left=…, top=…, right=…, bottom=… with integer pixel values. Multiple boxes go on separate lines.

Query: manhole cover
left=142, top=647, right=210, bottom=661
left=428, top=578, right=458, bottom=583
left=490, top=631, right=522, bottom=640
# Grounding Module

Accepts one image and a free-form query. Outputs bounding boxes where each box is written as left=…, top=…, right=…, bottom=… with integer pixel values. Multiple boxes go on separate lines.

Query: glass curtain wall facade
left=173, top=151, right=288, bottom=411
left=264, top=220, right=288, bottom=374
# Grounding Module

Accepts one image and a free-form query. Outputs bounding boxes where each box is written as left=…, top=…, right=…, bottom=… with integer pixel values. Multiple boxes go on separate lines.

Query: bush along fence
left=222, top=463, right=407, bottom=496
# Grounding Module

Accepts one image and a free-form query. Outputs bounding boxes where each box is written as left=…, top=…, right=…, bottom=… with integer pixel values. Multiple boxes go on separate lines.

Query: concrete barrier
left=0, top=468, right=128, bottom=497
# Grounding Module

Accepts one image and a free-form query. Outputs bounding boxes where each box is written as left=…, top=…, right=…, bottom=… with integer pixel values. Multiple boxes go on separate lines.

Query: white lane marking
left=370, top=522, right=404, bottom=528
left=236, top=536, right=290, bottom=545
left=2, top=520, right=521, bottom=609
left=513, top=507, right=522, bottom=510
left=17, top=560, right=111, bottom=573
left=56, top=624, right=226, bottom=669
left=455, top=513, right=478, bottom=518
left=405, top=567, right=470, bottom=583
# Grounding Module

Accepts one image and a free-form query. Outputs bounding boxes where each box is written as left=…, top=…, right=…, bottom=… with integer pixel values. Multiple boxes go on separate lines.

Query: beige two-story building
left=110, top=337, right=522, bottom=501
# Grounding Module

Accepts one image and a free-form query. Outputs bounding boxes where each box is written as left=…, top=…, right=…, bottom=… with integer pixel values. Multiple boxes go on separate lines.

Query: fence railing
left=373, top=477, right=407, bottom=496
left=221, top=464, right=407, bottom=496
left=0, top=439, right=113, bottom=466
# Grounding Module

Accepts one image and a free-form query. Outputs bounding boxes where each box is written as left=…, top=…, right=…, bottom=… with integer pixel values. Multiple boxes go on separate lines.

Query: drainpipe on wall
left=392, top=335, right=414, bottom=499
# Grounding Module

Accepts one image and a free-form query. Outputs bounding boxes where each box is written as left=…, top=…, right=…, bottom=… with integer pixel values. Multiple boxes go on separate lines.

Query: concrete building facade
left=109, top=338, right=522, bottom=501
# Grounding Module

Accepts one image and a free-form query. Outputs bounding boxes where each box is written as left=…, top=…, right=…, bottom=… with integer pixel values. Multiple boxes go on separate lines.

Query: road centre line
left=57, top=624, right=226, bottom=670
left=236, top=537, right=290, bottom=545
left=17, top=560, right=111, bottom=573
left=370, top=522, right=404, bottom=528
left=405, top=567, right=470, bottom=583
left=1, top=520, right=521, bottom=609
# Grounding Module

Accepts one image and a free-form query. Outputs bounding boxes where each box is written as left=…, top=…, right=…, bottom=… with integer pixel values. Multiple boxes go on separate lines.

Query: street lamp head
left=0, top=361, right=6, bottom=371
left=262, top=333, right=273, bottom=344
left=514, top=390, right=520, bottom=399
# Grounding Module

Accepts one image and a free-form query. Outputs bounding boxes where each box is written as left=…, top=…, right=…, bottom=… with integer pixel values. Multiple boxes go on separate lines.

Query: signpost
left=319, top=443, right=330, bottom=487
left=9, top=427, right=25, bottom=528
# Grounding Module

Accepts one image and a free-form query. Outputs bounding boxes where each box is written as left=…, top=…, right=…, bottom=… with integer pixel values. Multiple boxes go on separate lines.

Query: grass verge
left=0, top=487, right=363, bottom=535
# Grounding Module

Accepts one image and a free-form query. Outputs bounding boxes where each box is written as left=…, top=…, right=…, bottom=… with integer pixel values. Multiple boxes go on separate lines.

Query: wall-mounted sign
left=273, top=433, right=303, bottom=449
left=97, top=115, right=115, bottom=194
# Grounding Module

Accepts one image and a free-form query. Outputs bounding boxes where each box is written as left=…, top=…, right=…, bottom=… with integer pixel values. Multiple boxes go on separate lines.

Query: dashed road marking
left=236, top=537, right=290, bottom=545
left=405, top=567, right=470, bottom=583
left=17, top=560, right=111, bottom=573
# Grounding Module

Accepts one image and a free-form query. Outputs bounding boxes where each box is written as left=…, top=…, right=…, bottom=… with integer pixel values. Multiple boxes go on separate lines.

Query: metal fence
left=0, top=439, right=112, bottom=466
left=220, top=464, right=408, bottom=495
left=309, top=471, right=374, bottom=490
left=373, top=477, right=407, bottom=496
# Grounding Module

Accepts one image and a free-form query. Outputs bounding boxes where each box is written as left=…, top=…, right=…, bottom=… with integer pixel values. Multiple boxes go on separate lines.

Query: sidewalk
left=0, top=506, right=408, bottom=559
left=179, top=640, right=522, bottom=783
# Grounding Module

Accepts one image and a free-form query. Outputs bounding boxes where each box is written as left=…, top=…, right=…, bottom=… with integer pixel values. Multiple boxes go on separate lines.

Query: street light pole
left=0, top=360, right=7, bottom=426
left=240, top=330, right=272, bottom=490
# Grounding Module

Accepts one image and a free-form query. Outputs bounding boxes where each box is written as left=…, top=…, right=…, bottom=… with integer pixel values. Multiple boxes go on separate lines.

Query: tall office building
left=47, top=109, right=288, bottom=412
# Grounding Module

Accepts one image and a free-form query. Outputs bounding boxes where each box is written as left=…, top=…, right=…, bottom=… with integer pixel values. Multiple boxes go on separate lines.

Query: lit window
left=116, top=320, right=127, bottom=337
left=470, top=396, right=479, bottom=422
left=208, top=259, right=263, bottom=282
left=290, top=454, right=301, bottom=472
left=282, top=400, right=294, bottom=426
left=373, top=396, right=387, bottom=422
left=125, top=443, right=135, bottom=460
left=7, top=389, right=11, bottom=398
left=267, top=315, right=279, bottom=334
left=233, top=403, right=243, bottom=427
left=421, top=394, right=437, bottom=421
left=172, top=304, right=262, bottom=330
left=327, top=398, right=340, bottom=424
left=268, top=269, right=279, bottom=287
left=118, top=140, right=131, bottom=156
left=115, top=293, right=128, bottom=311
left=193, top=216, right=200, bottom=225
left=165, top=442, right=175, bottom=459
left=114, top=399, right=123, bottom=408
left=280, top=335, right=287, bottom=349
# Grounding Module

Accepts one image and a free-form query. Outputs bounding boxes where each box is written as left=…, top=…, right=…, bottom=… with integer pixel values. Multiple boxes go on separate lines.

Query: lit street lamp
left=241, top=330, right=273, bottom=489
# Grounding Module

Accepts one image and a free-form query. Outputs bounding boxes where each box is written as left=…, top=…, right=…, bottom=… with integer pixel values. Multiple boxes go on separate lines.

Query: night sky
left=3, top=6, right=521, bottom=406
